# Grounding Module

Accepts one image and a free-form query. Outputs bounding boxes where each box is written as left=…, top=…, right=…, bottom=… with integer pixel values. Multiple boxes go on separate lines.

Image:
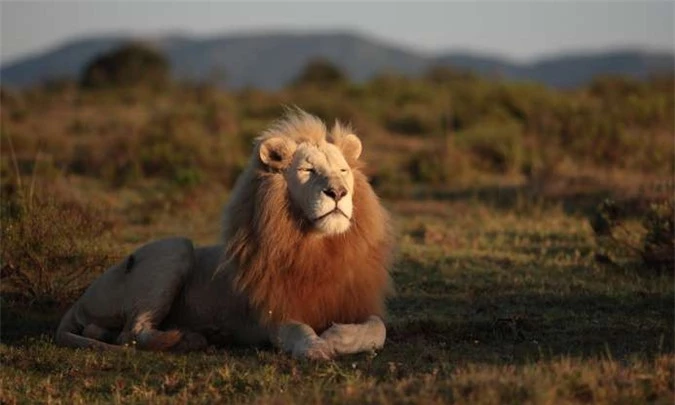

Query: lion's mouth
left=313, top=208, right=349, bottom=222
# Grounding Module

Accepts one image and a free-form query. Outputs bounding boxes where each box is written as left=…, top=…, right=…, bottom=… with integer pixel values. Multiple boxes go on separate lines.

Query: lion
left=55, top=109, right=394, bottom=359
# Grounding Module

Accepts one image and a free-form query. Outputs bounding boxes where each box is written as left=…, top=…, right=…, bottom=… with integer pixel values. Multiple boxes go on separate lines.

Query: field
left=1, top=64, right=674, bottom=403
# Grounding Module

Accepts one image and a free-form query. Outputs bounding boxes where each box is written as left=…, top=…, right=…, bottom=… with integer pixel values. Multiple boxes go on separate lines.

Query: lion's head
left=258, top=121, right=362, bottom=235
left=221, top=109, right=393, bottom=332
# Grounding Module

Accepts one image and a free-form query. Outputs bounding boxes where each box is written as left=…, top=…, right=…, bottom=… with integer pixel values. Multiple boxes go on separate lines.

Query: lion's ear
left=259, top=137, right=297, bottom=169
left=341, top=134, right=362, bottom=161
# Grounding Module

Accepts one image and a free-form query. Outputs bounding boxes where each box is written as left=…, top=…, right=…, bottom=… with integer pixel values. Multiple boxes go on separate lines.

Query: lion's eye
left=340, top=168, right=349, bottom=174
left=299, top=167, right=315, bottom=173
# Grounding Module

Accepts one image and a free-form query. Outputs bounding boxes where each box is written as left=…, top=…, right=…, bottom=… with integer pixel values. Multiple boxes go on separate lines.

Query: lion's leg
left=82, top=323, right=119, bottom=344
left=271, top=322, right=335, bottom=360
left=55, top=307, right=124, bottom=350
left=319, top=316, right=386, bottom=355
left=116, top=311, right=182, bottom=351
left=113, top=237, right=196, bottom=351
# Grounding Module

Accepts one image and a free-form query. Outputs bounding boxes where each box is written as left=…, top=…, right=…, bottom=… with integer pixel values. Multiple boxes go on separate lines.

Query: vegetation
left=80, top=42, right=170, bottom=90
left=0, top=184, right=118, bottom=305
left=591, top=198, right=674, bottom=274
left=0, top=54, right=673, bottom=403
left=3, top=68, right=672, bottom=195
left=292, top=58, right=348, bottom=88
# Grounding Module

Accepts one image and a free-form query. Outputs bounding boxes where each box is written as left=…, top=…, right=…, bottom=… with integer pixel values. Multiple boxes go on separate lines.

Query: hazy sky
left=1, top=1, right=673, bottom=66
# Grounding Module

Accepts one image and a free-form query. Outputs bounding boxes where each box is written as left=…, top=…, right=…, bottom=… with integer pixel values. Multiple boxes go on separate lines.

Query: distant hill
left=1, top=31, right=672, bottom=89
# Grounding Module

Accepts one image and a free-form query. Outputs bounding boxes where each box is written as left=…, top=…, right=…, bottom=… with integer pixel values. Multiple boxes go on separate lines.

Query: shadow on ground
left=410, top=181, right=667, bottom=217
left=2, top=286, right=672, bottom=368
left=387, top=291, right=673, bottom=364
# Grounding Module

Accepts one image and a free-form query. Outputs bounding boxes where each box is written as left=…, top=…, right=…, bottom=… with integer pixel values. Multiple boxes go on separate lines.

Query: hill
left=1, top=31, right=672, bottom=89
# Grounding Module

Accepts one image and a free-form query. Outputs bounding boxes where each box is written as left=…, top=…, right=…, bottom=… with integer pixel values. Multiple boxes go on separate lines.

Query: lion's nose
left=323, top=186, right=347, bottom=201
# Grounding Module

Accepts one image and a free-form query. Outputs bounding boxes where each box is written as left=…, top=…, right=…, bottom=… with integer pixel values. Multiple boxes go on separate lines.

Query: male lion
left=56, top=109, right=394, bottom=359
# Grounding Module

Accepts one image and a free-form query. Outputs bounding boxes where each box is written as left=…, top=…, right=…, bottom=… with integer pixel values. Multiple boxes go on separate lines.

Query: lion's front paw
left=293, top=337, right=335, bottom=360
left=320, top=317, right=386, bottom=354
left=321, top=323, right=358, bottom=347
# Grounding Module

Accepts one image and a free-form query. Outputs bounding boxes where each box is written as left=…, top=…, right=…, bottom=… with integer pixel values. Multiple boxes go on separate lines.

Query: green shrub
left=456, top=120, right=525, bottom=174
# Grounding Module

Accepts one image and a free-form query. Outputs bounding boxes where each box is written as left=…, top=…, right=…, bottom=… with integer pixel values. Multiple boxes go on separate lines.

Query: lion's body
left=163, top=244, right=271, bottom=347
left=56, top=110, right=393, bottom=358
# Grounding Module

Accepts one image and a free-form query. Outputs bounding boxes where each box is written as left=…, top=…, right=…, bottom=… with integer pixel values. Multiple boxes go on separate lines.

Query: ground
left=1, top=180, right=673, bottom=404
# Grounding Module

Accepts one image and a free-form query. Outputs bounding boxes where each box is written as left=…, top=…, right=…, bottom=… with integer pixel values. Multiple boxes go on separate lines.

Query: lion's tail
left=55, top=307, right=123, bottom=351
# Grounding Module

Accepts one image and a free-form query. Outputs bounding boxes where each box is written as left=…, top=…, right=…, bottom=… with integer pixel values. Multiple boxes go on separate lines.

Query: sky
left=1, top=1, right=673, bottom=66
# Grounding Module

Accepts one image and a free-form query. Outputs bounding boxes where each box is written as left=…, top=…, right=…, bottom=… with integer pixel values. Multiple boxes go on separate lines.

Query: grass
left=0, top=75, right=673, bottom=403
left=1, top=341, right=671, bottom=404
left=1, top=184, right=673, bottom=404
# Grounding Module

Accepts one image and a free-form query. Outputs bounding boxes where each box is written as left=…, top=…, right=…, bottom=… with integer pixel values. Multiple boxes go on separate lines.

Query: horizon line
left=2, top=28, right=673, bottom=69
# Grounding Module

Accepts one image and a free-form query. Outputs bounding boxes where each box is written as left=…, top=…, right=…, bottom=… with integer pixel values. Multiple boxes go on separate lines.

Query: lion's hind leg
left=55, top=307, right=124, bottom=350
left=82, top=323, right=119, bottom=344
left=116, top=311, right=183, bottom=351
left=115, top=237, right=196, bottom=351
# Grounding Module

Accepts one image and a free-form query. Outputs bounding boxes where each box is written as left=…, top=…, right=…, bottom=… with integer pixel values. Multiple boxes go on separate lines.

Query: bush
left=1, top=185, right=119, bottom=305
left=292, top=58, right=348, bottom=88
left=406, top=139, right=471, bottom=185
left=590, top=198, right=674, bottom=275
left=384, top=104, right=440, bottom=136
left=80, top=42, right=170, bottom=90
left=137, top=108, right=242, bottom=186
left=424, top=65, right=477, bottom=85
left=69, top=134, right=142, bottom=186
left=641, top=200, right=674, bottom=271
left=456, top=120, right=525, bottom=174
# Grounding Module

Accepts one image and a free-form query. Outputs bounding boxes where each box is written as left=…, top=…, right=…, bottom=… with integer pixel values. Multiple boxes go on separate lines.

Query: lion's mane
left=221, top=112, right=393, bottom=333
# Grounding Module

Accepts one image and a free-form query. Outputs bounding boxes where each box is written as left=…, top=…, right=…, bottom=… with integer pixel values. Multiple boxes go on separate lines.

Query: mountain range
left=1, top=31, right=673, bottom=89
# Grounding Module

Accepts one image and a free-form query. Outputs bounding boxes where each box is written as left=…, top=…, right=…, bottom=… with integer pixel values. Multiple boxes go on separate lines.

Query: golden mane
left=221, top=111, right=393, bottom=333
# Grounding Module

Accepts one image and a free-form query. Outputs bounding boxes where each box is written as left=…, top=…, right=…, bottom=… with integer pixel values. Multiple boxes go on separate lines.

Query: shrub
left=588, top=75, right=647, bottom=99
left=1, top=184, right=119, bottom=305
left=370, top=159, right=413, bottom=198
left=138, top=118, right=204, bottom=181
left=137, top=107, right=246, bottom=187
left=69, top=134, right=143, bottom=187
left=590, top=198, right=674, bottom=275
left=406, top=139, right=471, bottom=185
left=456, top=120, right=525, bottom=174
left=384, top=104, right=440, bottom=136
left=291, top=58, right=348, bottom=88
left=80, top=42, right=170, bottom=90
left=641, top=200, right=674, bottom=272
left=424, top=65, right=477, bottom=85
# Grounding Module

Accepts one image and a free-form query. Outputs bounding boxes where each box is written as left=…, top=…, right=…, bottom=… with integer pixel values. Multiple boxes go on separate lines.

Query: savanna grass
left=1, top=67, right=673, bottom=404
left=1, top=192, right=672, bottom=404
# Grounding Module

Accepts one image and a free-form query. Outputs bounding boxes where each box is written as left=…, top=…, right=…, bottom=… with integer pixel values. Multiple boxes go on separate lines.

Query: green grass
left=1, top=192, right=673, bottom=404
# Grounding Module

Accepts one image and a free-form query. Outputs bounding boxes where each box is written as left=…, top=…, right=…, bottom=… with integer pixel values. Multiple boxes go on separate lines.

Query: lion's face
left=258, top=133, right=362, bottom=236
left=285, top=142, right=355, bottom=235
